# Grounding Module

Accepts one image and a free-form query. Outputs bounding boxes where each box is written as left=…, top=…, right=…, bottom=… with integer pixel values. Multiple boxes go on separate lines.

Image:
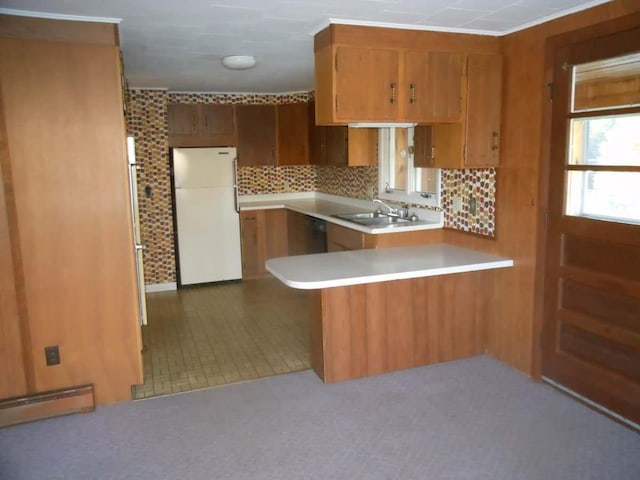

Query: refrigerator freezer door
left=175, top=185, right=242, bottom=285
left=173, top=147, right=235, bottom=188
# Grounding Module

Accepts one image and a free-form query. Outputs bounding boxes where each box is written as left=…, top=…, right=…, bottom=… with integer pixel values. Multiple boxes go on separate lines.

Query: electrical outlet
left=45, top=345, right=60, bottom=366
left=453, top=196, right=462, bottom=213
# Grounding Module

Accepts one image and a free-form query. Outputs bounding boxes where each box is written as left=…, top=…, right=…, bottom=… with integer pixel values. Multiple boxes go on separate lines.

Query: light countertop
left=266, top=243, right=514, bottom=289
left=239, top=193, right=443, bottom=234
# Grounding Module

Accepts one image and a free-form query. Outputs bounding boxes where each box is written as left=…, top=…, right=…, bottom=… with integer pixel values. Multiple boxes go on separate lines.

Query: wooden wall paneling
left=437, top=275, right=456, bottom=362
left=0, top=86, right=30, bottom=399
left=364, top=282, right=388, bottom=376
left=1, top=37, right=142, bottom=405
left=495, top=1, right=640, bottom=380
left=309, top=291, right=325, bottom=380
left=412, top=278, right=430, bottom=366
left=323, top=286, right=351, bottom=382
left=349, top=284, right=368, bottom=379
left=452, top=272, right=478, bottom=359
left=385, top=279, right=415, bottom=371
left=425, top=276, right=442, bottom=364
left=313, top=273, right=490, bottom=383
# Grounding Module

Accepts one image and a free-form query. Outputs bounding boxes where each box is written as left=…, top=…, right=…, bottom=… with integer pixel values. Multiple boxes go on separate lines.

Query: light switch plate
left=453, top=196, right=462, bottom=212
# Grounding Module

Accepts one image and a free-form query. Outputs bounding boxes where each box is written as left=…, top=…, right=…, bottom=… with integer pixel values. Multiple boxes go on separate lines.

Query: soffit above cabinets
left=0, top=0, right=611, bottom=93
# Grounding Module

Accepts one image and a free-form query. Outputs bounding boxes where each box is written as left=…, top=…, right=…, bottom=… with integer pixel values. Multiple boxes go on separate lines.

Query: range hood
left=348, top=122, right=417, bottom=128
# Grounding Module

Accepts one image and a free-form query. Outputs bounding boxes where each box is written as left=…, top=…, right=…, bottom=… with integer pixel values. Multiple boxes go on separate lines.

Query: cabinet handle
left=492, top=131, right=500, bottom=151
left=390, top=83, right=396, bottom=104
left=430, top=146, right=435, bottom=161
left=410, top=83, right=416, bottom=104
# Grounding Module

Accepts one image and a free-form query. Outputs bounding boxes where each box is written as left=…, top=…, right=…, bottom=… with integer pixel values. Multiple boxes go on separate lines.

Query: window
left=564, top=52, right=640, bottom=225
left=377, top=127, right=439, bottom=208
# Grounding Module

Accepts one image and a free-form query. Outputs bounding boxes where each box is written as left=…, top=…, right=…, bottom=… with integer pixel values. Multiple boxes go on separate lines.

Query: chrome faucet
left=373, top=198, right=411, bottom=218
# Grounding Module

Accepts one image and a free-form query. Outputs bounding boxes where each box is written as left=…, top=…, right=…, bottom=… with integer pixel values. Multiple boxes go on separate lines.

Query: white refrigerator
left=173, top=147, right=242, bottom=285
left=127, top=136, right=148, bottom=325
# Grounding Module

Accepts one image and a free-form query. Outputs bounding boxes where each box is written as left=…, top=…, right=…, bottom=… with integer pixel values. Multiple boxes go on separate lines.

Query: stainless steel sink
left=333, top=212, right=411, bottom=227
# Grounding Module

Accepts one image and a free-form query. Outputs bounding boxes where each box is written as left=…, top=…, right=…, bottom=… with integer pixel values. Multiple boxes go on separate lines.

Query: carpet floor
left=1, top=355, right=638, bottom=480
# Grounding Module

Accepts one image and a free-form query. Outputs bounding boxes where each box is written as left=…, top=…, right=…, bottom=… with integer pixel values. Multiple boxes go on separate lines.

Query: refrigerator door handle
left=232, top=158, right=239, bottom=213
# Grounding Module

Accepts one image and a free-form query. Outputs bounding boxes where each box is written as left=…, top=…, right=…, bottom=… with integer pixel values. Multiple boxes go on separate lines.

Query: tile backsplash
left=238, top=166, right=316, bottom=195
left=128, top=88, right=497, bottom=285
left=441, top=168, right=496, bottom=236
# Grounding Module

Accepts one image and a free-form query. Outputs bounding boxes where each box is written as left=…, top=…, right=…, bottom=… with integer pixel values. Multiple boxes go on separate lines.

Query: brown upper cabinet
left=311, top=126, right=377, bottom=166
left=430, top=53, right=503, bottom=168
left=315, top=44, right=464, bottom=125
left=167, top=103, right=235, bottom=147
left=276, top=102, right=310, bottom=165
left=235, top=104, right=277, bottom=166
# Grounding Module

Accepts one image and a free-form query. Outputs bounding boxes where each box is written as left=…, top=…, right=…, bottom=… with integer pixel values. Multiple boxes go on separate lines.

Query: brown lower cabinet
left=240, top=209, right=288, bottom=279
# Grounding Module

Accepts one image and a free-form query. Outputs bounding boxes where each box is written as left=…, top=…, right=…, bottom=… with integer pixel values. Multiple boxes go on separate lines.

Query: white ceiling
left=1, top=0, right=610, bottom=93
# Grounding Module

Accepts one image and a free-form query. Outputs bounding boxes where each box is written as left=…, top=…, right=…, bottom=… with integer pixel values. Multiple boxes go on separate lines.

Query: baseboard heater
left=0, top=384, right=94, bottom=428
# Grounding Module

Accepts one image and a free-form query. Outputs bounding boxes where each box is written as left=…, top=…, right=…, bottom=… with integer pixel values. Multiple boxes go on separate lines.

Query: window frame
left=377, top=127, right=440, bottom=209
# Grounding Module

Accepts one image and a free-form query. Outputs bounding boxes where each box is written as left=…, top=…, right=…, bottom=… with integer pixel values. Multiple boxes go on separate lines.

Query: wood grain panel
left=385, top=279, right=415, bottom=371
left=0, top=87, right=29, bottom=399
left=0, top=14, right=118, bottom=45
left=314, top=272, right=490, bottom=383
left=412, top=278, right=430, bottom=366
left=1, top=37, right=142, bottom=405
left=562, top=233, right=640, bottom=283
left=349, top=284, right=368, bottom=379
left=309, top=291, right=325, bottom=380
left=365, top=282, right=388, bottom=376
left=277, top=103, right=309, bottom=165
left=316, top=24, right=500, bottom=54
left=324, top=286, right=352, bottom=382
left=236, top=105, right=276, bottom=166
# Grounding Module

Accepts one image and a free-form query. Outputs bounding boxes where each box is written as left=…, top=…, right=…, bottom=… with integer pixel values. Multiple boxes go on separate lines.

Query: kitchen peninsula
left=267, top=242, right=513, bottom=383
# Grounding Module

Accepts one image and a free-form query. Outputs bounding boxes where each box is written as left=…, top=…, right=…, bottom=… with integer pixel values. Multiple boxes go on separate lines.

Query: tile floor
left=132, top=278, right=311, bottom=399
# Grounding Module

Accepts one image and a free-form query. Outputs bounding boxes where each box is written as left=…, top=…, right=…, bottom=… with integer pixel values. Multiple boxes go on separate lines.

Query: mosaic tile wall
left=167, top=92, right=313, bottom=105
left=440, top=168, right=496, bottom=236
left=238, top=165, right=316, bottom=195
left=126, top=89, right=175, bottom=285
left=316, top=165, right=378, bottom=200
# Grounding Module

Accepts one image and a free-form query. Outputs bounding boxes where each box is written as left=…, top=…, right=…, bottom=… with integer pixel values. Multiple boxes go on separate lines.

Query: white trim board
left=145, top=282, right=177, bottom=293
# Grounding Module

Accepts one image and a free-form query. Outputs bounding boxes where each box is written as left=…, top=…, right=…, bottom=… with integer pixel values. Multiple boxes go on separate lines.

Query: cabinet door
left=236, top=105, right=277, bottom=166
left=465, top=53, right=502, bottom=167
left=240, top=211, right=264, bottom=278
left=324, top=126, right=348, bottom=166
left=405, top=51, right=463, bottom=123
left=277, top=103, right=309, bottom=165
left=347, top=128, right=378, bottom=167
left=335, top=46, right=399, bottom=122
left=326, top=223, right=366, bottom=251
left=264, top=209, right=288, bottom=260
left=200, top=104, right=235, bottom=143
left=167, top=103, right=199, bottom=135
left=413, top=125, right=435, bottom=168
left=287, top=211, right=311, bottom=256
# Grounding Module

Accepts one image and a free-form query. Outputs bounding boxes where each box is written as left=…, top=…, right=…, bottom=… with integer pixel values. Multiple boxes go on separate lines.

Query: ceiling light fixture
left=222, top=55, right=256, bottom=70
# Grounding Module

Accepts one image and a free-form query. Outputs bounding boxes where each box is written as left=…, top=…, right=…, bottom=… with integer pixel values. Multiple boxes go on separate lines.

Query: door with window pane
left=542, top=27, right=640, bottom=425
